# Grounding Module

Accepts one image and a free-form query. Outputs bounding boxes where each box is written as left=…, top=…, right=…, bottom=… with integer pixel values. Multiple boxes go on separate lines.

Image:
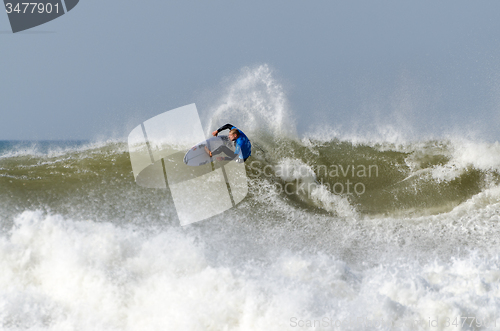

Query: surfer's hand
left=212, top=130, right=218, bottom=136
left=204, top=146, right=213, bottom=157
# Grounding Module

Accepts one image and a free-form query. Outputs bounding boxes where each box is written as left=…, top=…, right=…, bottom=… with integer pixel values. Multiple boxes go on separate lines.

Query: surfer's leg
left=211, top=145, right=237, bottom=160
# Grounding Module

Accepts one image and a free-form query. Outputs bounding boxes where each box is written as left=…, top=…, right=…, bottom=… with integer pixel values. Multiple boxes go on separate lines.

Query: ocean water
left=2, top=66, right=500, bottom=330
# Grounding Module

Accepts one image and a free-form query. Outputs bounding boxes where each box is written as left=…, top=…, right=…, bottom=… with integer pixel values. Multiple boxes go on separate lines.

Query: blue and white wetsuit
left=213, top=124, right=251, bottom=162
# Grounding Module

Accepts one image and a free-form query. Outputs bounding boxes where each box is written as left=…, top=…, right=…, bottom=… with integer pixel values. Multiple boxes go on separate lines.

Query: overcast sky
left=1, top=1, right=500, bottom=141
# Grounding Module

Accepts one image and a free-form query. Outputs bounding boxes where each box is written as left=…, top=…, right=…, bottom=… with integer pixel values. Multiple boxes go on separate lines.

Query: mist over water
left=1, top=65, right=500, bottom=330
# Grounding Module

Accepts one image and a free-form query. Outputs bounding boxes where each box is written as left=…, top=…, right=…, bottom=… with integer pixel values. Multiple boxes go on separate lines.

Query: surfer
left=206, top=124, right=251, bottom=163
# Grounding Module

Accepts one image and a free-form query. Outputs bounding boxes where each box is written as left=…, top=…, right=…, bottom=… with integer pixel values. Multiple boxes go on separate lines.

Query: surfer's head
left=229, top=129, right=240, bottom=141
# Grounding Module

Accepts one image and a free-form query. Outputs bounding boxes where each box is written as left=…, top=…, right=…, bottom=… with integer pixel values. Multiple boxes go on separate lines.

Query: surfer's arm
left=212, top=124, right=235, bottom=136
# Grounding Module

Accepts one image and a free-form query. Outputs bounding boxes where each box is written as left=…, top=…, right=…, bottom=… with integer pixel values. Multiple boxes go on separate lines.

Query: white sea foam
left=423, top=139, right=500, bottom=183
left=3, top=65, right=500, bottom=331
left=274, top=158, right=356, bottom=218
left=205, top=64, right=297, bottom=140
left=2, top=211, right=500, bottom=330
left=0, top=139, right=127, bottom=160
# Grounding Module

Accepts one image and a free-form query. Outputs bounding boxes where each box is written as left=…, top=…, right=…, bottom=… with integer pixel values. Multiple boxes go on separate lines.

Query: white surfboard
left=183, top=135, right=235, bottom=166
